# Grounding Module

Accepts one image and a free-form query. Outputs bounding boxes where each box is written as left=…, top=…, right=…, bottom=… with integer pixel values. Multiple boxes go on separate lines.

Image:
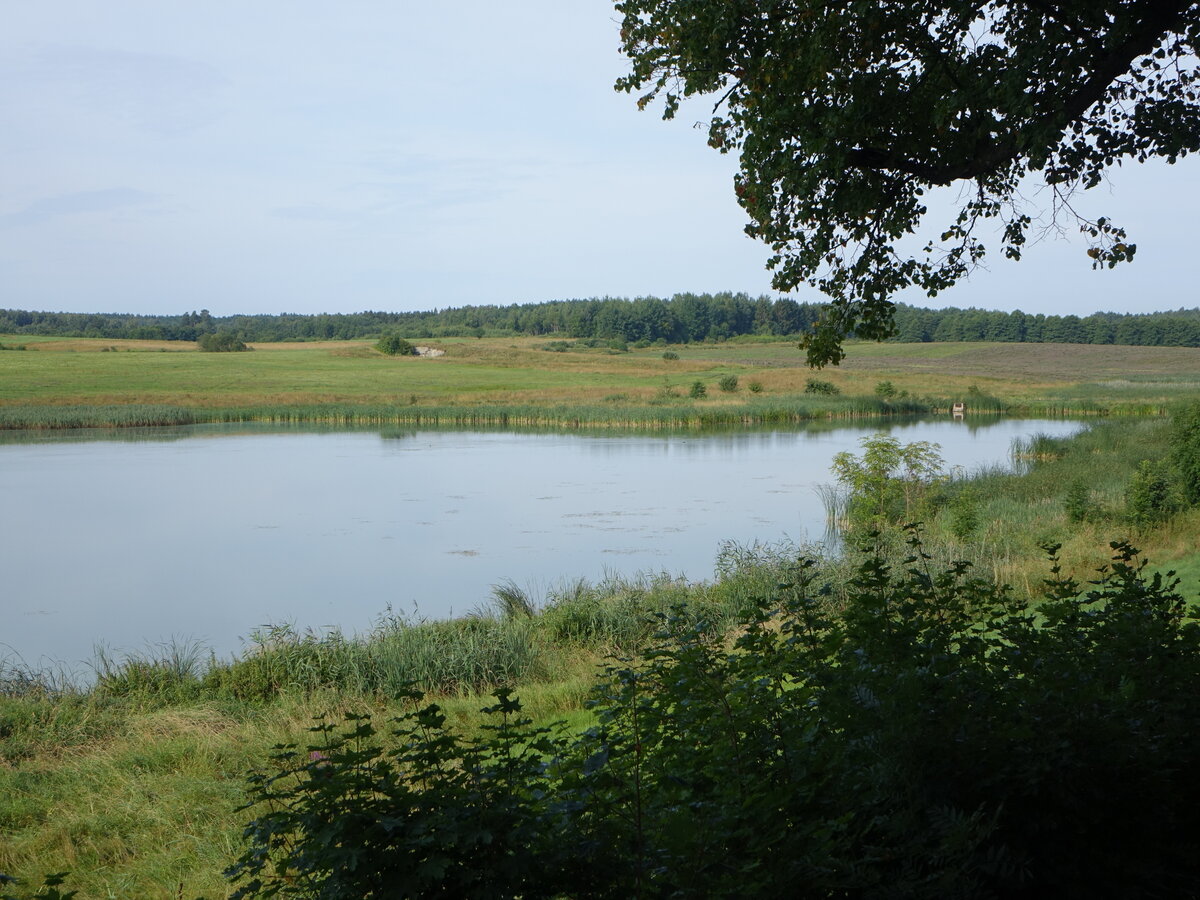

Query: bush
left=1172, top=400, right=1200, bottom=504
left=375, top=334, right=415, bottom=356
left=1064, top=479, right=1095, bottom=523
left=831, top=434, right=945, bottom=532
left=689, top=380, right=707, bottom=399
left=748, top=379, right=764, bottom=393
left=717, top=374, right=739, bottom=392
left=229, top=536, right=1200, bottom=898
left=874, top=380, right=898, bottom=399
left=805, top=377, right=839, bottom=395
left=662, top=350, right=679, bottom=360
left=197, top=332, right=248, bottom=352
left=1125, top=458, right=1183, bottom=527
left=947, top=486, right=980, bottom=540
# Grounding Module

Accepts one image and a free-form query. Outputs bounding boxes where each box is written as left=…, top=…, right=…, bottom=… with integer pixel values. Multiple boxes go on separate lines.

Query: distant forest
left=4, top=294, right=1200, bottom=347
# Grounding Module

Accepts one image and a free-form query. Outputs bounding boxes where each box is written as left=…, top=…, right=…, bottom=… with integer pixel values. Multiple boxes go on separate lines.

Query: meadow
left=4, top=335, right=1200, bottom=429
left=3, top=335, right=1200, bottom=896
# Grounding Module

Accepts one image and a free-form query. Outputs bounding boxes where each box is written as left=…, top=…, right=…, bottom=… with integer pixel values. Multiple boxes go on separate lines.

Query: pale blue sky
left=2, top=2, right=1196, bottom=318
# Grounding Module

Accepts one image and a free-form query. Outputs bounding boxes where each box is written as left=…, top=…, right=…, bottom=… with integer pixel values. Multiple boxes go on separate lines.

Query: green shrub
left=831, top=434, right=945, bottom=531
left=229, top=536, right=1200, bottom=898
left=717, top=374, right=739, bottom=392
left=375, top=334, right=415, bottom=356
left=805, top=377, right=839, bottom=395
left=689, top=380, right=707, bottom=399
left=947, top=486, right=980, bottom=540
left=228, top=689, right=574, bottom=899
left=1064, top=479, right=1095, bottom=523
left=197, top=332, right=248, bottom=352
left=662, top=350, right=679, bottom=360
left=748, top=379, right=764, bottom=393
left=1172, top=400, right=1200, bottom=504
left=1125, top=458, right=1183, bottom=527
left=874, top=380, right=898, bottom=399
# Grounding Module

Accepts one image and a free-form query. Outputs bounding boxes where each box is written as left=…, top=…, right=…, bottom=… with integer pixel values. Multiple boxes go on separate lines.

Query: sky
left=2, top=2, right=1197, bottom=319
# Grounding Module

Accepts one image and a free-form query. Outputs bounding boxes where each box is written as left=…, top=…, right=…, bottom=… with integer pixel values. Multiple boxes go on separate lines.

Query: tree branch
left=846, top=0, right=1196, bottom=184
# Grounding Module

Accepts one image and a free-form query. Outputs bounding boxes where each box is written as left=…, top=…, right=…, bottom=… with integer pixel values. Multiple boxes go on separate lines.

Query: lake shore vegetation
left=5, top=399, right=1200, bottom=894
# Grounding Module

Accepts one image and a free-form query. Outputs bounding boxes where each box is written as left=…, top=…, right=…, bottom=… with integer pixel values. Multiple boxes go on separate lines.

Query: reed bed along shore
left=0, top=397, right=940, bottom=431
left=1, top=541, right=812, bottom=712
left=0, top=394, right=1161, bottom=433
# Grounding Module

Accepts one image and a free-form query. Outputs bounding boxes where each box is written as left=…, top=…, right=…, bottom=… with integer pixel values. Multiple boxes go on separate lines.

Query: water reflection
left=1, top=418, right=1083, bottom=669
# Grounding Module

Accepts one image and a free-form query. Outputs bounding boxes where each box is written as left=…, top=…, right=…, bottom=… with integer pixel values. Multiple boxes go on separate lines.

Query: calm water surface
left=2, top=418, right=1082, bottom=668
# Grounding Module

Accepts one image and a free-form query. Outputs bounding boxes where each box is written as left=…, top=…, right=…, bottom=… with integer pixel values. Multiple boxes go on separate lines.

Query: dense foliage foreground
left=219, top=537, right=1199, bottom=898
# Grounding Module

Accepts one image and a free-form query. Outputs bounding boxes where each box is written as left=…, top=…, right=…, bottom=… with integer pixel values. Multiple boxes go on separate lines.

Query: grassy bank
left=0, top=546, right=813, bottom=897
left=902, top=415, right=1200, bottom=594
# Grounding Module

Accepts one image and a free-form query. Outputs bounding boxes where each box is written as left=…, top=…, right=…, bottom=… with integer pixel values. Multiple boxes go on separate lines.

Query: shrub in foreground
left=228, top=533, right=1200, bottom=898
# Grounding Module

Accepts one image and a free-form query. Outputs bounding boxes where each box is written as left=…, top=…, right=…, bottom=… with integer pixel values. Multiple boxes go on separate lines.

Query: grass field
left=4, top=336, right=1200, bottom=427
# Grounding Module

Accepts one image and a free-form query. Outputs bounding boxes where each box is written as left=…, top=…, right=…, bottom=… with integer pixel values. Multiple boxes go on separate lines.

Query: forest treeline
left=4, top=294, right=1200, bottom=347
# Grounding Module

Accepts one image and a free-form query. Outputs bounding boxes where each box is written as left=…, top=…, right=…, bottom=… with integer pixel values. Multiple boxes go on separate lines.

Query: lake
left=1, top=417, right=1083, bottom=670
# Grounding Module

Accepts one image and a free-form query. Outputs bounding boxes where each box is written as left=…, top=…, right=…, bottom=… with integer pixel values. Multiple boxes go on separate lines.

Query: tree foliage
left=8, top=302, right=1200, bottom=348
left=831, top=434, right=946, bottom=530
left=615, top=1, right=1200, bottom=365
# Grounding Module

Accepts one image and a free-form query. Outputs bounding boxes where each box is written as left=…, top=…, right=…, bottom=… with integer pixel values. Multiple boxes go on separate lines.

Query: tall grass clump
left=92, top=640, right=211, bottom=704
left=0, top=405, right=199, bottom=430
left=490, top=579, right=536, bottom=619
